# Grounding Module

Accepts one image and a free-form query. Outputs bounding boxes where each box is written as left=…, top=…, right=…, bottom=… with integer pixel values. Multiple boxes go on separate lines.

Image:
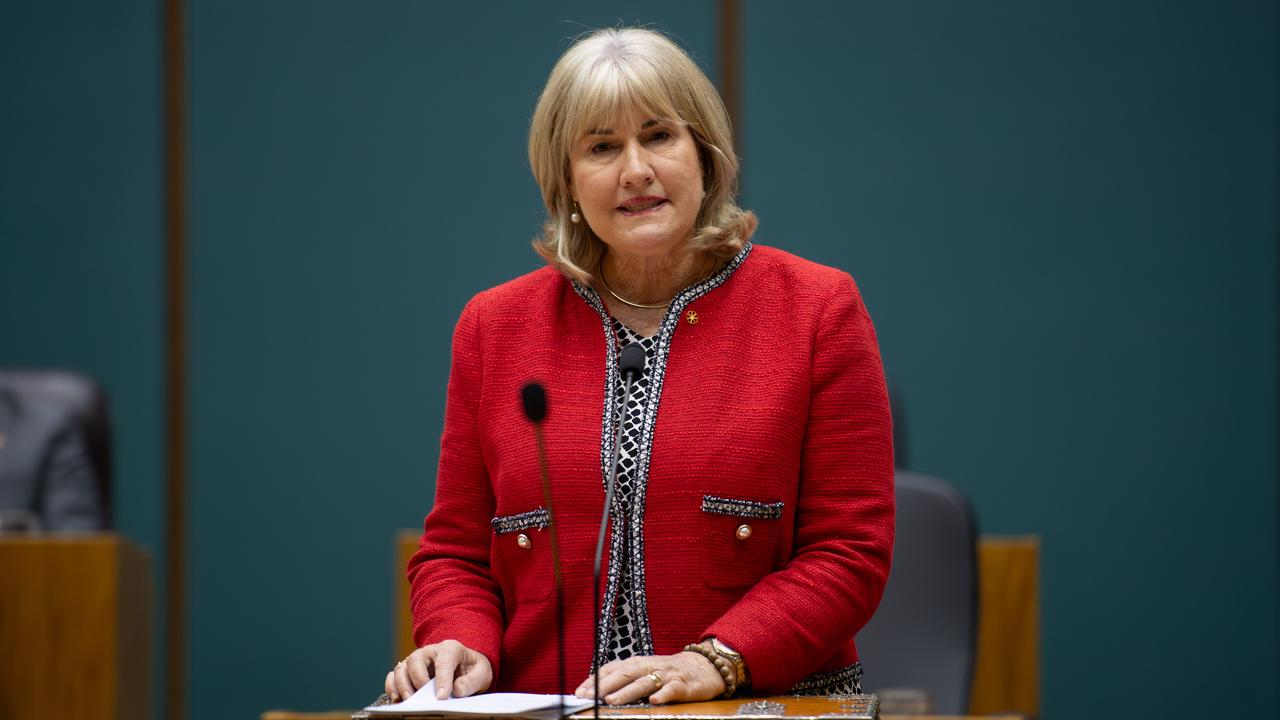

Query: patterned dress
left=602, top=319, right=656, bottom=663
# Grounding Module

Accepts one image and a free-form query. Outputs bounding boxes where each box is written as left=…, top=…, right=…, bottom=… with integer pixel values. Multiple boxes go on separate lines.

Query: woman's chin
left=601, top=224, right=695, bottom=258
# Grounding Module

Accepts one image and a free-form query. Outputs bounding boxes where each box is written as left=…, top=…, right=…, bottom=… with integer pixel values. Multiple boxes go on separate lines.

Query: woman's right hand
left=385, top=639, right=494, bottom=702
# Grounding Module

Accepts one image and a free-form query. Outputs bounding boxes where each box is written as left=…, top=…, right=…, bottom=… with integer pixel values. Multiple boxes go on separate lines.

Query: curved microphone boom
left=593, top=344, right=646, bottom=717
left=521, top=382, right=564, bottom=716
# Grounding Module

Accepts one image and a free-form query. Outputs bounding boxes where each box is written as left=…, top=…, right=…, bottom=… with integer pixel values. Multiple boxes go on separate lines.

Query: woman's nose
left=619, top=143, right=654, bottom=188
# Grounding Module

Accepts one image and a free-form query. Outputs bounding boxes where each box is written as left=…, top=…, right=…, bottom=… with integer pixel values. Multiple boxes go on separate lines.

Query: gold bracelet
left=682, top=643, right=738, bottom=698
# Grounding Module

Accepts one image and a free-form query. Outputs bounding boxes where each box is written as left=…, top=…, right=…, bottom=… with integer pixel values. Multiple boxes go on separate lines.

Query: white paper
left=366, top=679, right=594, bottom=716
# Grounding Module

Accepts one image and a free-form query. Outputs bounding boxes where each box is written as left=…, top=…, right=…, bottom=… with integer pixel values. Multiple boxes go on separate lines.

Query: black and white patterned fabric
left=602, top=319, right=655, bottom=664
left=572, top=244, right=753, bottom=674
left=787, top=662, right=864, bottom=695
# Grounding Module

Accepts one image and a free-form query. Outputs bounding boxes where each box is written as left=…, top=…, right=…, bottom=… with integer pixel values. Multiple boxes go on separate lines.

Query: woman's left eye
left=648, top=130, right=672, bottom=142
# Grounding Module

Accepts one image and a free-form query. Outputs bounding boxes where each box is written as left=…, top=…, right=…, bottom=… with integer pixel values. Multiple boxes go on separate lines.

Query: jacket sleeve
left=703, top=273, right=895, bottom=693
left=407, top=297, right=504, bottom=676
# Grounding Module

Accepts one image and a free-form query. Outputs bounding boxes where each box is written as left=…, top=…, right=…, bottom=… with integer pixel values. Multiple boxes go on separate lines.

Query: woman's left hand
left=575, top=651, right=725, bottom=705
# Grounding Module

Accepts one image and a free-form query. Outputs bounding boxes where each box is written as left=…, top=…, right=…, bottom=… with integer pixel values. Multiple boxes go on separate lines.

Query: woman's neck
left=599, top=249, right=715, bottom=306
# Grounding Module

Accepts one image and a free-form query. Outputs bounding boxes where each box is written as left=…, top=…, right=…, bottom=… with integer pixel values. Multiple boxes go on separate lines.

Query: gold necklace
left=599, top=273, right=674, bottom=309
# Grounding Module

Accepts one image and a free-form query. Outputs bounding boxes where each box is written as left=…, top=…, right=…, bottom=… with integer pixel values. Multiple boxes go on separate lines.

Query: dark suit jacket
left=0, top=372, right=107, bottom=531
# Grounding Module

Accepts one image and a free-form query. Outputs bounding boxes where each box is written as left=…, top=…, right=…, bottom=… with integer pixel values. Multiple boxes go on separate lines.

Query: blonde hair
left=528, top=27, right=757, bottom=284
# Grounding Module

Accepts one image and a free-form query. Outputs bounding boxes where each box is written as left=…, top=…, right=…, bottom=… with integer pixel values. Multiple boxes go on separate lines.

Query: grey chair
left=855, top=469, right=977, bottom=715
left=0, top=369, right=112, bottom=531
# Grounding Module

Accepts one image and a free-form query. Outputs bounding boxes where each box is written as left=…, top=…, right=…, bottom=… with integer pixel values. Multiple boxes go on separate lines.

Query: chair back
left=0, top=368, right=112, bottom=529
left=855, top=470, right=977, bottom=714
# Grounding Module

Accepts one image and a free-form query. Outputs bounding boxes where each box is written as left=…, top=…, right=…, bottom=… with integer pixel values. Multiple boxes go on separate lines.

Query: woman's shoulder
left=741, top=243, right=861, bottom=298
left=462, top=265, right=569, bottom=316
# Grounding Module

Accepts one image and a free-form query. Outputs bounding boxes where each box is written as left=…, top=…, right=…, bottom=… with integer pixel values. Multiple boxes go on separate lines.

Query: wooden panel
left=395, top=529, right=420, bottom=663
left=969, top=536, right=1040, bottom=718
left=163, top=0, right=190, bottom=715
left=0, top=535, right=152, bottom=720
left=717, top=0, right=741, bottom=136
left=261, top=711, right=358, bottom=720
left=118, top=534, right=155, bottom=720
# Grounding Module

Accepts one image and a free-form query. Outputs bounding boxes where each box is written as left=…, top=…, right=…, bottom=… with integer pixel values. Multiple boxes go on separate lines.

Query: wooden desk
left=0, top=534, right=152, bottom=720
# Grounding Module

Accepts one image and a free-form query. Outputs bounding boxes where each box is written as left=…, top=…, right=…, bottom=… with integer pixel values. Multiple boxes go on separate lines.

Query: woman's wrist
left=682, top=639, right=748, bottom=698
left=707, top=638, right=750, bottom=691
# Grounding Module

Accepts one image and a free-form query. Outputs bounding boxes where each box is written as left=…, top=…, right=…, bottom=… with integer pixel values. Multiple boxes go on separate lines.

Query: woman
left=386, top=27, right=894, bottom=706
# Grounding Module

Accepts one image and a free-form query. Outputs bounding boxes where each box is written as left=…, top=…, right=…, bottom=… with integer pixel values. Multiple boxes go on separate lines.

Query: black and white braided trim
left=701, top=495, right=784, bottom=520
left=788, top=662, right=864, bottom=696
left=490, top=508, right=550, bottom=534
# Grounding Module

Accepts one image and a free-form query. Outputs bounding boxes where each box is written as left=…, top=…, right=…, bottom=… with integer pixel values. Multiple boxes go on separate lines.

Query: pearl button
left=517, top=533, right=532, bottom=549
left=735, top=524, right=752, bottom=540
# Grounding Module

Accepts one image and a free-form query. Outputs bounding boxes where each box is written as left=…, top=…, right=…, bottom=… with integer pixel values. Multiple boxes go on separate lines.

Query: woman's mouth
left=618, top=197, right=667, bottom=216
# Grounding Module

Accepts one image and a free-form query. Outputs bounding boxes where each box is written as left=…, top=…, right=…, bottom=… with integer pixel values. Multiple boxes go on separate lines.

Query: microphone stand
left=522, top=383, right=564, bottom=718
left=533, top=424, right=564, bottom=718
left=594, top=344, right=645, bottom=720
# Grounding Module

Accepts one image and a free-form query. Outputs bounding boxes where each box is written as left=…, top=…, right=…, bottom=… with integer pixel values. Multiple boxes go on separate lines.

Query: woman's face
left=569, top=108, right=704, bottom=263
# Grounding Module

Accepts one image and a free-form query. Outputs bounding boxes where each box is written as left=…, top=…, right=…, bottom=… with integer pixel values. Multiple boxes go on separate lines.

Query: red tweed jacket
left=408, top=244, right=894, bottom=695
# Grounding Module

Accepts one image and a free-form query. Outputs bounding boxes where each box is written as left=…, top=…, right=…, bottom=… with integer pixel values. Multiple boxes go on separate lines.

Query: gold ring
left=646, top=672, right=663, bottom=689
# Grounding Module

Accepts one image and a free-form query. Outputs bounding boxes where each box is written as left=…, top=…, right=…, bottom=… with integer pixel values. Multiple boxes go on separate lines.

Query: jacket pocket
left=491, top=508, right=553, bottom=602
left=699, top=495, right=784, bottom=589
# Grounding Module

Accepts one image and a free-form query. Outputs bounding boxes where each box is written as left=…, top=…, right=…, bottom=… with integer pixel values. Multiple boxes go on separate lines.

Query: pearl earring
left=569, top=202, right=581, bottom=224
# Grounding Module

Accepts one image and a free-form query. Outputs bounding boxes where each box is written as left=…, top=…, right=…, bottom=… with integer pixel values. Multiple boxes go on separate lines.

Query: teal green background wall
left=1, top=2, right=164, bottom=546
left=740, top=2, right=1278, bottom=715
left=0, top=1, right=167, bottom=714
left=2, top=2, right=1275, bottom=719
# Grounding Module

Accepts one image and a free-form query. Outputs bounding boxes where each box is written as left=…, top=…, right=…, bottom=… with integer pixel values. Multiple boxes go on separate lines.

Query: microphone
left=521, top=383, right=547, bottom=423
left=593, top=343, right=646, bottom=716
left=521, top=382, right=564, bottom=714
left=619, top=343, right=645, bottom=383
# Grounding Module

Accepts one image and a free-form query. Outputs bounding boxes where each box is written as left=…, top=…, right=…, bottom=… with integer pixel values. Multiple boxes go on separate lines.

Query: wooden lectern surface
left=262, top=707, right=998, bottom=712
left=570, top=696, right=921, bottom=719
left=264, top=695, right=1018, bottom=720
left=0, top=535, right=152, bottom=720
left=565, top=696, right=1019, bottom=720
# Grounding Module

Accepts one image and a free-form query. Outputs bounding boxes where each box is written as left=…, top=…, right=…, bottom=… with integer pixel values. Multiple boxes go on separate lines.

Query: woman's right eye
left=589, top=142, right=614, bottom=154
